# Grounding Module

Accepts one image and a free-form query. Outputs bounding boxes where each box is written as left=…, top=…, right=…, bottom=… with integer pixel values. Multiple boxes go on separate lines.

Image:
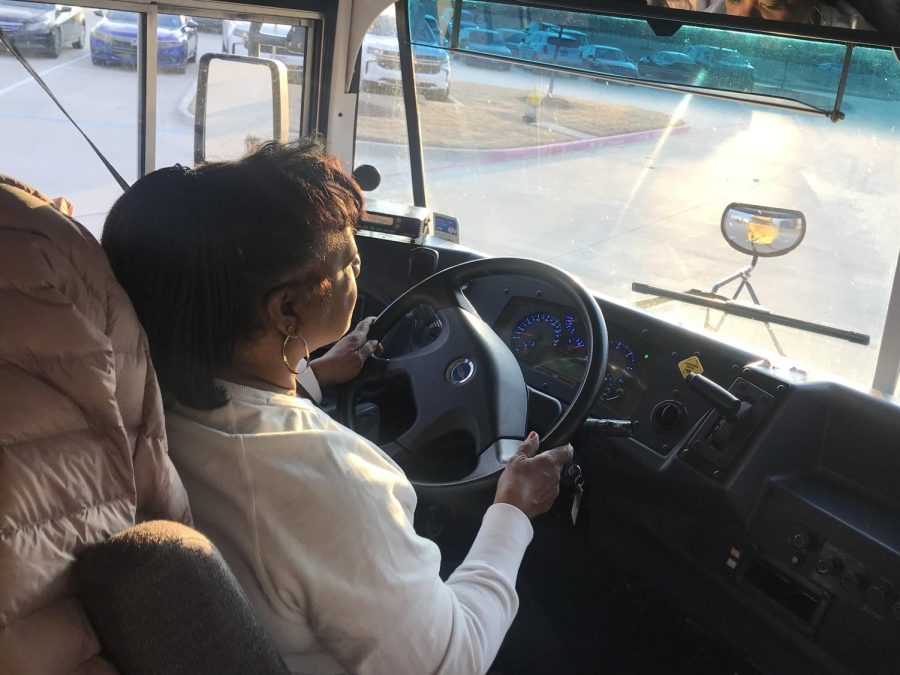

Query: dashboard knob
left=864, top=585, right=888, bottom=612
left=815, top=557, right=842, bottom=575
left=651, top=400, right=686, bottom=432
left=790, top=531, right=811, bottom=551
left=840, top=570, right=865, bottom=592
left=891, top=601, right=900, bottom=621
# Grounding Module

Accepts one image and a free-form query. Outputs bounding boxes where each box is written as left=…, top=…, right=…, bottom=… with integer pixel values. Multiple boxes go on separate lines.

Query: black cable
left=0, top=27, right=130, bottom=192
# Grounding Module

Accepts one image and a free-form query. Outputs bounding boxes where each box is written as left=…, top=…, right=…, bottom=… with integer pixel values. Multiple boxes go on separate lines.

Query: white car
left=221, top=19, right=249, bottom=54
left=360, top=12, right=450, bottom=101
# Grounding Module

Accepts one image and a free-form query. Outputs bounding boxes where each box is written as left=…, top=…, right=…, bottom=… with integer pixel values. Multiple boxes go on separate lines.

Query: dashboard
left=356, top=235, right=900, bottom=675
left=456, top=272, right=900, bottom=675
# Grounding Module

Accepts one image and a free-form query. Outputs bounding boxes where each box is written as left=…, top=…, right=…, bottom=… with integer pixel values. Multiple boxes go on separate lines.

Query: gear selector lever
left=680, top=372, right=775, bottom=480
left=685, top=372, right=744, bottom=421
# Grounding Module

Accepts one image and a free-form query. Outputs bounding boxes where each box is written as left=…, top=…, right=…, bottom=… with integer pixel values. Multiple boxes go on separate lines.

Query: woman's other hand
left=310, top=317, right=381, bottom=387
left=494, top=432, right=574, bottom=520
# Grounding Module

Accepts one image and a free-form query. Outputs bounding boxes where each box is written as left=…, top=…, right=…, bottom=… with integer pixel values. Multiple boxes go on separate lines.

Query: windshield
left=470, top=30, right=501, bottom=45
left=106, top=10, right=137, bottom=23
left=594, top=48, right=625, bottom=60
left=158, top=14, right=184, bottom=28
left=1, top=1, right=54, bottom=8
left=659, top=52, right=692, bottom=63
left=370, top=14, right=396, bottom=37
left=547, top=36, right=578, bottom=47
left=413, top=21, right=437, bottom=44
left=376, top=0, right=900, bottom=392
left=718, top=49, right=749, bottom=63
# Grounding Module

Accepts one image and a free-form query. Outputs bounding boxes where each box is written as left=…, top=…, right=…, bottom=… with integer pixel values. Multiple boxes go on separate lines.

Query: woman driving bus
left=100, top=139, right=573, bottom=675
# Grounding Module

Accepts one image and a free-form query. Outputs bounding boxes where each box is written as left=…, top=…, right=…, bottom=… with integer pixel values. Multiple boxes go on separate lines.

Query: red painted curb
left=483, top=123, right=690, bottom=162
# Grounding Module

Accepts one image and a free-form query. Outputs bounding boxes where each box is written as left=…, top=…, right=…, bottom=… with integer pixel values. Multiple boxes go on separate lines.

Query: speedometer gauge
left=511, top=312, right=562, bottom=356
left=601, top=339, right=636, bottom=401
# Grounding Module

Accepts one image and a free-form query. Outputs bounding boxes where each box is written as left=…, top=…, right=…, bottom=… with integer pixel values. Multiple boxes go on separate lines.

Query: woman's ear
left=264, top=286, right=302, bottom=336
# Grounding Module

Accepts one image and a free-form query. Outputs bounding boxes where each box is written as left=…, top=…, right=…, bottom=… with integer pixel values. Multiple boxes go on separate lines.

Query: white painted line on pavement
left=176, top=82, right=195, bottom=123
left=0, top=53, right=92, bottom=98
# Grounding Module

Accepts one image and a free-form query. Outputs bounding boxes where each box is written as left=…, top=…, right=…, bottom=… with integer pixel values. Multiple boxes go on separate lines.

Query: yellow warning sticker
left=678, top=355, right=704, bottom=379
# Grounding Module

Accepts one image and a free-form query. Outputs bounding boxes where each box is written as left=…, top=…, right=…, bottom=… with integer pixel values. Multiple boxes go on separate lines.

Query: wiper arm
left=631, top=282, right=870, bottom=346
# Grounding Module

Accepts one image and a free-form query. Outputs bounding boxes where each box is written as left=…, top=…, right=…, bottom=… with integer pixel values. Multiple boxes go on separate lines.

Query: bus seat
left=74, top=520, right=289, bottom=675
left=0, top=175, right=191, bottom=674
left=856, top=0, right=900, bottom=26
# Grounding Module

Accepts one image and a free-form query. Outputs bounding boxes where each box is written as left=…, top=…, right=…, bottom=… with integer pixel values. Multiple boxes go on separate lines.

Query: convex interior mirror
left=721, top=203, right=806, bottom=258
left=194, top=53, right=288, bottom=164
left=353, top=164, right=381, bottom=191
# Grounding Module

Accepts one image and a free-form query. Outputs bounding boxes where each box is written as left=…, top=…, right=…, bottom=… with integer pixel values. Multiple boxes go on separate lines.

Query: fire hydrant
left=523, top=86, right=545, bottom=124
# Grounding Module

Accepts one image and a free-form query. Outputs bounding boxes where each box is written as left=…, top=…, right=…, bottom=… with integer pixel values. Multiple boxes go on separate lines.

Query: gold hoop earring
left=282, top=327, right=310, bottom=375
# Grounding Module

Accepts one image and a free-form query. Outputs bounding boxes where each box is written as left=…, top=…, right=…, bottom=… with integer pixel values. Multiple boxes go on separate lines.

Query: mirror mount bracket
left=711, top=255, right=760, bottom=305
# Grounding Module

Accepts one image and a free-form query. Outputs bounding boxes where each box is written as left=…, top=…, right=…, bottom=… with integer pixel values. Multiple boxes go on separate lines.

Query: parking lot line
left=0, top=53, right=92, bottom=98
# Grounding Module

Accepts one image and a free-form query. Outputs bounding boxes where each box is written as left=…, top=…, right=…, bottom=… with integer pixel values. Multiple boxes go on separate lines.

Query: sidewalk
left=357, top=122, right=690, bottom=165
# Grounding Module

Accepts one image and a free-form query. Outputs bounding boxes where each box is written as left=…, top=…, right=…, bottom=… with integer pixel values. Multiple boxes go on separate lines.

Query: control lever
left=686, top=373, right=751, bottom=451
left=685, top=373, right=743, bottom=421
left=679, top=373, right=775, bottom=478
left=583, top=418, right=634, bottom=438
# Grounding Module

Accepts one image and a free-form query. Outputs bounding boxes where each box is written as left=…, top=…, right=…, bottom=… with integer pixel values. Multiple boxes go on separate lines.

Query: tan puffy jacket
left=0, top=175, right=192, bottom=674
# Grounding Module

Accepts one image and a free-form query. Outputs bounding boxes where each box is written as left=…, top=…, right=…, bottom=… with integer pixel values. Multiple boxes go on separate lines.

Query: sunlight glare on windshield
left=402, top=0, right=900, bottom=391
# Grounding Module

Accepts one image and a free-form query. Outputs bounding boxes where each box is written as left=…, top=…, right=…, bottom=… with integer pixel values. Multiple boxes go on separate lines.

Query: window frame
left=68, top=0, right=326, bottom=178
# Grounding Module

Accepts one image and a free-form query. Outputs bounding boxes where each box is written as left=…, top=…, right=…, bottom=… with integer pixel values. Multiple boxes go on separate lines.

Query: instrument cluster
left=496, top=298, right=644, bottom=409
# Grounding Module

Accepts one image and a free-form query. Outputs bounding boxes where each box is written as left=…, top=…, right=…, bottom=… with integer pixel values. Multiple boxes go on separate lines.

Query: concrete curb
left=357, top=123, right=690, bottom=164
left=177, top=84, right=195, bottom=124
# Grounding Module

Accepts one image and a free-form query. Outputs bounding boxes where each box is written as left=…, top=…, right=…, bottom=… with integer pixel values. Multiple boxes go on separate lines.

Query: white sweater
left=165, top=380, right=533, bottom=675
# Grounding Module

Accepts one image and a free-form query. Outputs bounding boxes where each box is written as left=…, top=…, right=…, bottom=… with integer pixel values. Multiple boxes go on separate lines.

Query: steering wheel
left=337, top=257, right=608, bottom=487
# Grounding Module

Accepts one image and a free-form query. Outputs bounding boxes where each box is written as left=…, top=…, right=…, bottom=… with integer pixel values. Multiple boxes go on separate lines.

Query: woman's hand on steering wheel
left=310, top=317, right=381, bottom=387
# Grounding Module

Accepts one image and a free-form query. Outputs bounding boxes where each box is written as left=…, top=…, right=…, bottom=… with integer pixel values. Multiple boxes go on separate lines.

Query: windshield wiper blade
left=632, top=282, right=870, bottom=346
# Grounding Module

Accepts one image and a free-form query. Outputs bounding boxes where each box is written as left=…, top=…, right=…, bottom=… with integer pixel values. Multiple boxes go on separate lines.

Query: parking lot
left=3, top=11, right=900, bottom=391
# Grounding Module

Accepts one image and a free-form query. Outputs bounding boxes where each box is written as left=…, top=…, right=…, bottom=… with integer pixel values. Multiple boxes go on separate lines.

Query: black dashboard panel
left=464, top=273, right=900, bottom=675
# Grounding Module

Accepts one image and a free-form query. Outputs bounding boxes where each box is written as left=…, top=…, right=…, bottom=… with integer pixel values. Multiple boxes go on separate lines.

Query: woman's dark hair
left=102, top=139, right=363, bottom=410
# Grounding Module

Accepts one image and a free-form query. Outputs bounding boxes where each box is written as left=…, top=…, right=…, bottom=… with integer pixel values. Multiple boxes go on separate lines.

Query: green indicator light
left=643, top=353, right=650, bottom=360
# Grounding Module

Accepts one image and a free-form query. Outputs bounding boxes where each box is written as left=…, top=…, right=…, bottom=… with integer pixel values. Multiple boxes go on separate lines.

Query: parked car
left=221, top=19, right=249, bottom=54
left=526, top=20, right=559, bottom=34
left=686, top=44, right=755, bottom=91
left=495, top=28, right=527, bottom=58
left=581, top=44, right=638, bottom=78
left=246, top=23, right=305, bottom=81
left=421, top=14, right=439, bottom=41
left=361, top=11, right=450, bottom=101
left=442, top=18, right=477, bottom=46
left=637, top=50, right=701, bottom=84
left=519, top=30, right=582, bottom=68
left=563, top=29, right=589, bottom=49
left=458, top=27, right=512, bottom=69
left=0, top=1, right=85, bottom=58
left=90, top=10, right=198, bottom=73
left=438, top=6, right=473, bottom=36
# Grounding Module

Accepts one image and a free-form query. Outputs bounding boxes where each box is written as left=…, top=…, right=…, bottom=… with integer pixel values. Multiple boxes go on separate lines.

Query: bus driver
left=101, top=139, right=573, bottom=675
